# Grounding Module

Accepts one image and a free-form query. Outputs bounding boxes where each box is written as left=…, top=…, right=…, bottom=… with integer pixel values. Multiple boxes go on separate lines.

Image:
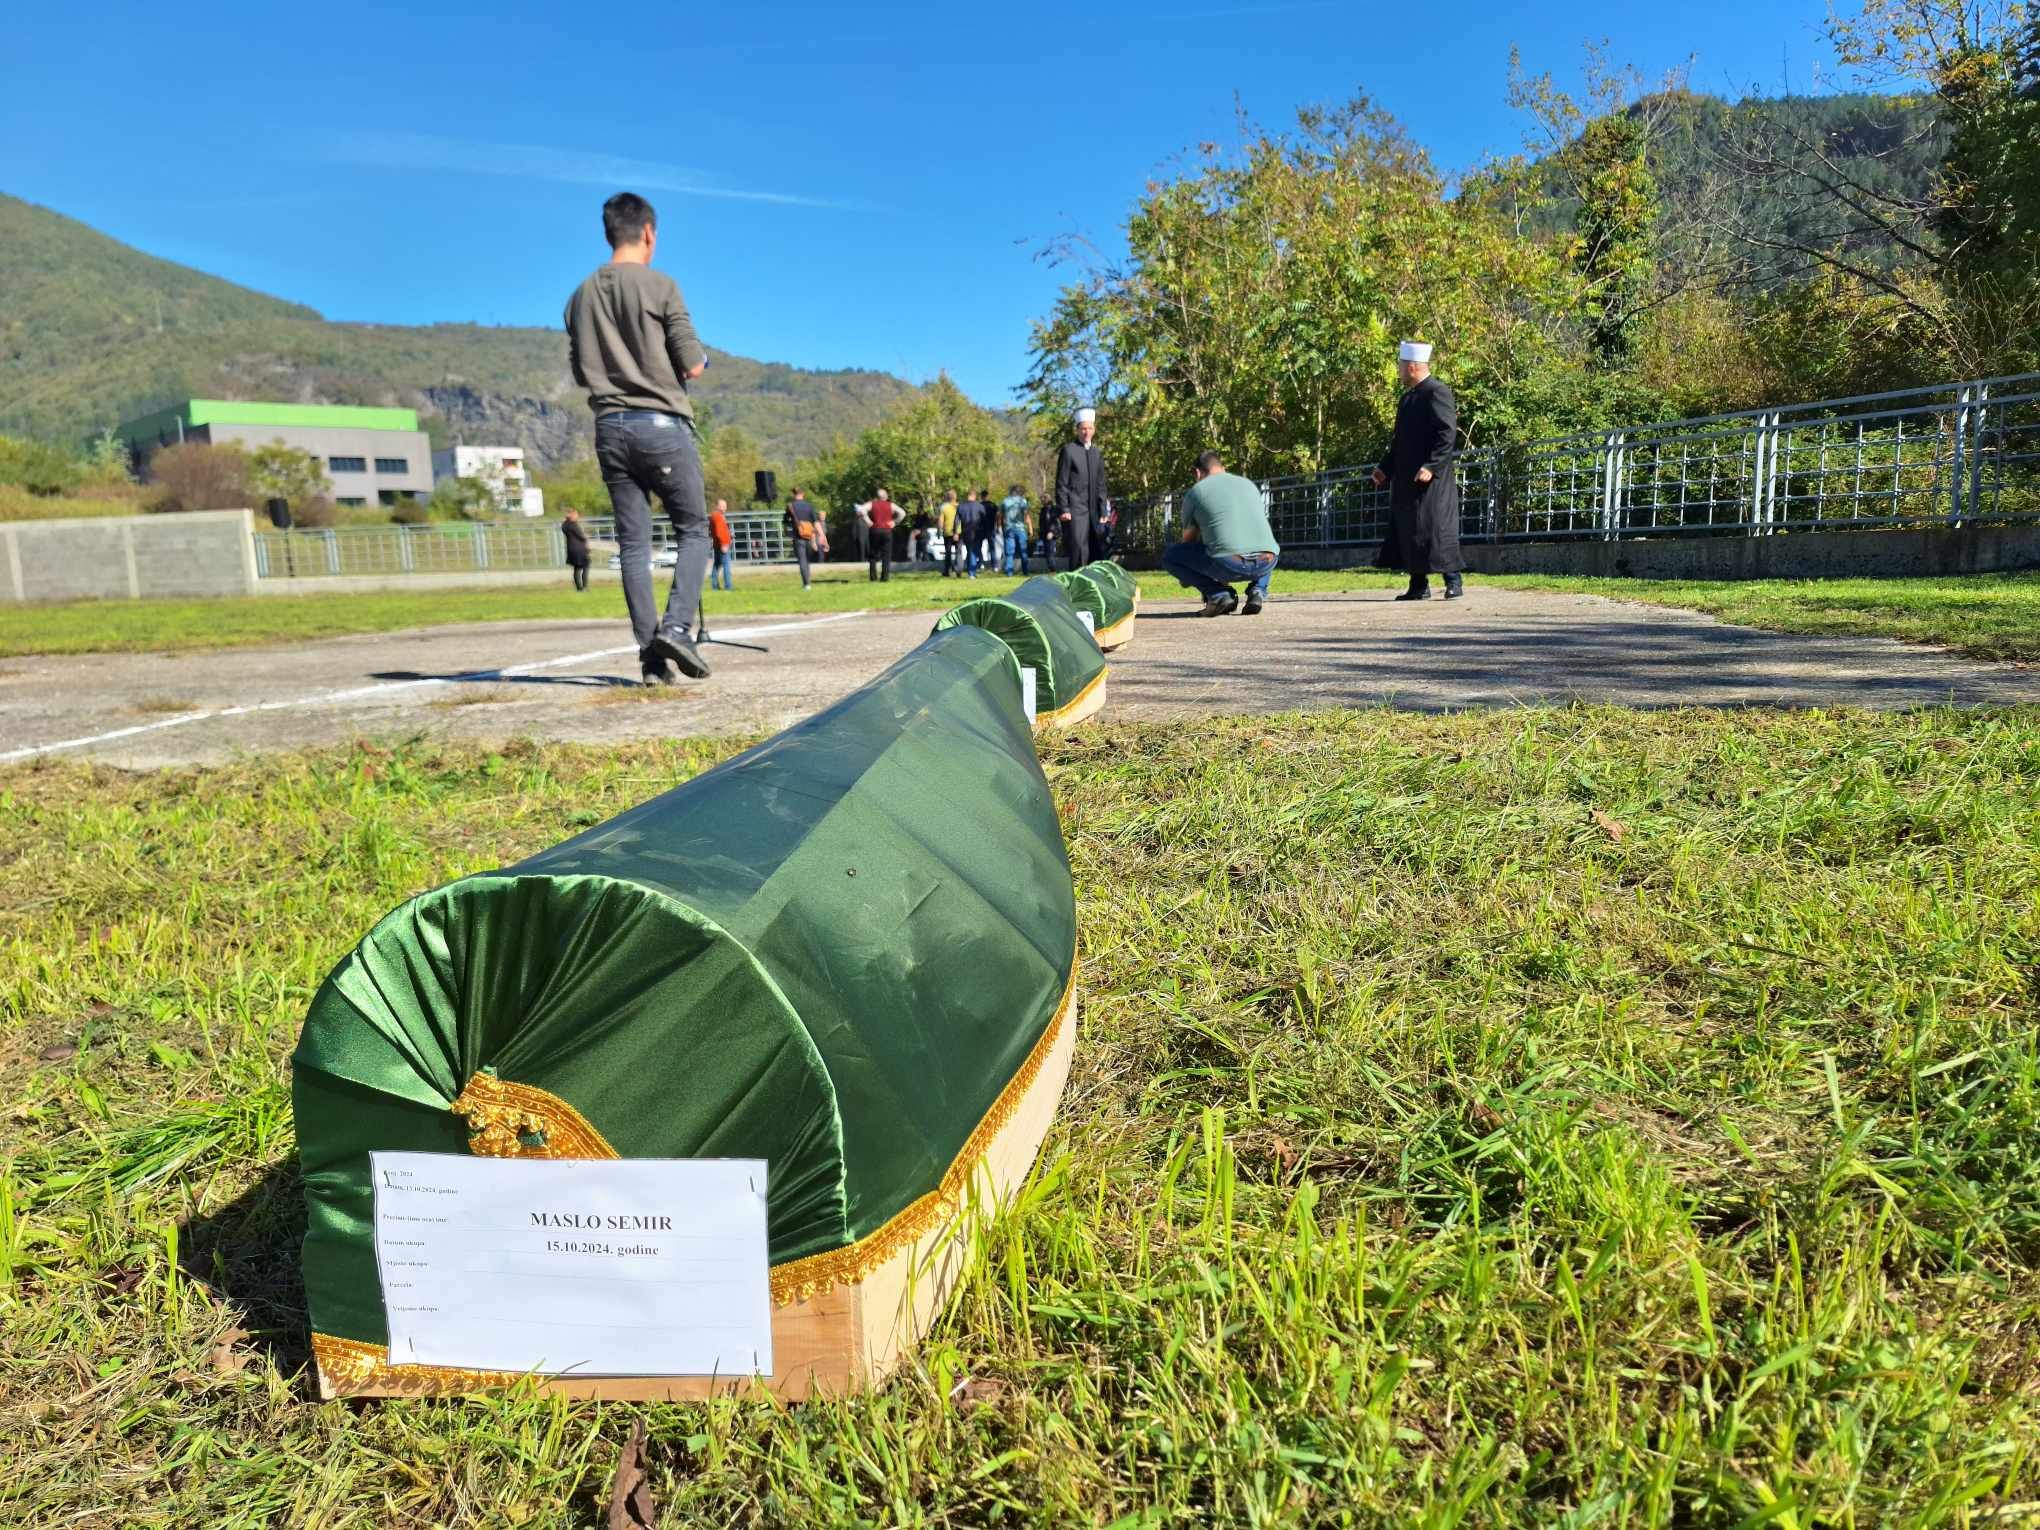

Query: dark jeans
left=570, top=561, right=589, bottom=591
left=869, top=528, right=893, bottom=581
left=595, top=411, right=709, bottom=650
left=795, top=539, right=814, bottom=587
left=1163, top=541, right=1277, bottom=600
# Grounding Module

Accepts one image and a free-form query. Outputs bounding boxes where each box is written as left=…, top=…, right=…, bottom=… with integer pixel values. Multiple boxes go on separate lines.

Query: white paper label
left=371, top=1151, right=772, bottom=1378
left=1020, top=666, right=1038, bottom=723
left=1078, top=610, right=1095, bottom=634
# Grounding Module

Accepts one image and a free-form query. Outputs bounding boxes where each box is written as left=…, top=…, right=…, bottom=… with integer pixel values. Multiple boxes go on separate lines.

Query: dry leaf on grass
left=950, top=1376, right=1011, bottom=1410
left=209, top=1328, right=253, bottom=1375
left=1592, top=810, right=1628, bottom=844
left=606, top=1418, right=656, bottom=1530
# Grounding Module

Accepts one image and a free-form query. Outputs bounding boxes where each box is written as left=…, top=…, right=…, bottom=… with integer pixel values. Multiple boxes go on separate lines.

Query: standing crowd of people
left=564, top=191, right=1463, bottom=681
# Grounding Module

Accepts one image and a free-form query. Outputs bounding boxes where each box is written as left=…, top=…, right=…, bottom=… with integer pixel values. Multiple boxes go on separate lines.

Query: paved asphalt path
left=4, top=588, right=2037, bottom=769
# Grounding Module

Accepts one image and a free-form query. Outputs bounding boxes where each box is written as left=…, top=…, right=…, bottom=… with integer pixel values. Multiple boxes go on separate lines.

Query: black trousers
left=570, top=562, right=589, bottom=591
left=795, top=539, right=813, bottom=587
left=1061, top=513, right=1090, bottom=570
left=868, top=530, right=892, bottom=581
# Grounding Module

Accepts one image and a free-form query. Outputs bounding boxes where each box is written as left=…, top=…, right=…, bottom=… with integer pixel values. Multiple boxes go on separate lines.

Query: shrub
left=292, top=495, right=340, bottom=529
left=147, top=442, right=251, bottom=514
left=0, top=434, right=88, bottom=497
left=390, top=500, right=431, bottom=525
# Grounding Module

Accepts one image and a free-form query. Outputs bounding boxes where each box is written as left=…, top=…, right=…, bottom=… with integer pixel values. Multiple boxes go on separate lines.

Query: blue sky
left=2, top=1, right=1850, bottom=405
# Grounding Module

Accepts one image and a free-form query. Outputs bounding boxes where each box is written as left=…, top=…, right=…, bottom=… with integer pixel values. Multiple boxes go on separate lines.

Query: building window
left=374, top=457, right=408, bottom=474
left=329, top=456, right=367, bottom=473
left=378, top=490, right=398, bottom=507
left=338, top=497, right=367, bottom=507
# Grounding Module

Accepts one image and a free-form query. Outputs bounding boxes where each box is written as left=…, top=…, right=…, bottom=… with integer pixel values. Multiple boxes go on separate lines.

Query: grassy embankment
left=5, top=709, right=2037, bottom=1522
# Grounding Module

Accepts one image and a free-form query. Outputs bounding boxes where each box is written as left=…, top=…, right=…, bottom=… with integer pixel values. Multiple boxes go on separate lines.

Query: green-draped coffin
left=293, top=624, right=1076, bottom=1353
left=1055, top=566, right=1137, bottom=647
left=933, top=576, right=1106, bottom=722
left=1081, top=561, right=1139, bottom=609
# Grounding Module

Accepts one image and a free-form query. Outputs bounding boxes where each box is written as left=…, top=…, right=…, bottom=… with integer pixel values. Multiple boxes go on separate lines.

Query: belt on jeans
left=601, top=409, right=685, bottom=425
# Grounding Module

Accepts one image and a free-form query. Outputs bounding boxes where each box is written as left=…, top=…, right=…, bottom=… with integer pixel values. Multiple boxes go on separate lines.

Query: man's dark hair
left=1009, top=484, right=1024, bottom=496
left=1197, top=450, right=1225, bottom=474
left=603, top=192, right=657, bottom=248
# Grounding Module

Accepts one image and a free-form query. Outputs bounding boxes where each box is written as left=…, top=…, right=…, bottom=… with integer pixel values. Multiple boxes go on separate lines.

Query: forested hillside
left=0, top=195, right=919, bottom=467
left=1534, top=91, right=1948, bottom=283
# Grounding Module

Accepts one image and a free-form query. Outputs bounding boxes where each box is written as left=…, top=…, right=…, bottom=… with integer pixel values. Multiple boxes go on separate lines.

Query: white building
left=432, top=445, right=538, bottom=516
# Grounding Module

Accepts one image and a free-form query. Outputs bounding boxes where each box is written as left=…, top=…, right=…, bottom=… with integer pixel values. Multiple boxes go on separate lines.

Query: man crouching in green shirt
left=1163, top=450, right=1281, bottom=616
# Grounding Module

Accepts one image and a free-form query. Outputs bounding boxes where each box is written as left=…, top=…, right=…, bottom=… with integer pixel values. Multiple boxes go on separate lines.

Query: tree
left=699, top=423, right=769, bottom=513
left=1713, top=0, right=2040, bottom=375
left=1509, top=46, right=1678, bottom=362
left=145, top=441, right=249, bottom=513
left=247, top=440, right=326, bottom=509
left=806, top=377, right=1004, bottom=513
left=1025, top=96, right=1570, bottom=490
left=427, top=475, right=497, bottom=521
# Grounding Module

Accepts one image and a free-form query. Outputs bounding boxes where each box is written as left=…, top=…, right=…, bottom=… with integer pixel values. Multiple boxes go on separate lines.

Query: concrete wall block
left=1, top=509, right=257, bottom=604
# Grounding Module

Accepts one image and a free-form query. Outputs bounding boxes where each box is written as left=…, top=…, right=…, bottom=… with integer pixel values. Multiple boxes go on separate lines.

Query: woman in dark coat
left=1371, top=341, right=1464, bottom=600
left=561, top=509, right=592, bottom=591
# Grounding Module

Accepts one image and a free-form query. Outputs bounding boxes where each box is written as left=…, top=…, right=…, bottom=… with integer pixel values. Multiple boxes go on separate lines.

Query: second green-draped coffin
left=293, top=624, right=1077, bottom=1350
left=1057, top=567, right=1137, bottom=638
left=932, top=576, right=1106, bottom=717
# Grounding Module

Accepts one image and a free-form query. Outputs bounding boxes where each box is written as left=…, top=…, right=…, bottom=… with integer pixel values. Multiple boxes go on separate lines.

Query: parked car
left=607, top=547, right=680, bottom=571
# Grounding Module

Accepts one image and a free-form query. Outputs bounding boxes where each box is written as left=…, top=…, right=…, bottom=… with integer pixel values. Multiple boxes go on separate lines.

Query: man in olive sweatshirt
left=564, top=191, right=712, bottom=683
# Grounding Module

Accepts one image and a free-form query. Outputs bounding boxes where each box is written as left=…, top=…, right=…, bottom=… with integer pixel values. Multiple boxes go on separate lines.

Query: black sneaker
left=1199, top=590, right=1239, bottom=617
left=1443, top=574, right=1465, bottom=599
left=648, top=625, right=712, bottom=679
left=640, top=653, right=678, bottom=686
left=1241, top=589, right=1265, bottom=615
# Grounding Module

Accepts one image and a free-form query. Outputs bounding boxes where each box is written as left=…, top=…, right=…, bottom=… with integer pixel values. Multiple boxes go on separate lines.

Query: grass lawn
left=1507, top=571, right=2040, bottom=667
left=0, top=566, right=1407, bottom=659
left=5, top=708, right=2037, bottom=1523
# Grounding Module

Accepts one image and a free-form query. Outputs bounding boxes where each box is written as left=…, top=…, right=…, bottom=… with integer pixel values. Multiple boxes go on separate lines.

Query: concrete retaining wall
left=1, top=509, right=257, bottom=603
left=1251, top=521, right=2040, bottom=581
left=255, top=567, right=621, bottom=597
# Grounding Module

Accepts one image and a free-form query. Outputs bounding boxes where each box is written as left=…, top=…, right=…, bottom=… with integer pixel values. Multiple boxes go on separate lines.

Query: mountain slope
left=0, top=196, right=920, bottom=466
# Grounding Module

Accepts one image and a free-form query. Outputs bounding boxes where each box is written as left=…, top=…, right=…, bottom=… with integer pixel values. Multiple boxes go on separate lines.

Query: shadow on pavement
left=369, top=670, right=640, bottom=689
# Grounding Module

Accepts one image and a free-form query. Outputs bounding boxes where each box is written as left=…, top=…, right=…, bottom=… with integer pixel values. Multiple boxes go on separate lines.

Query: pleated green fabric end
left=293, top=624, right=1076, bottom=1349
left=933, top=576, right=1105, bottom=711
left=1066, top=567, right=1136, bottom=627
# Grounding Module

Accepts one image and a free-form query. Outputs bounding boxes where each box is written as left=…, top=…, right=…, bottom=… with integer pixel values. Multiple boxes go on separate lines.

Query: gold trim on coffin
left=1034, top=667, right=1107, bottom=728
left=450, top=1072, right=619, bottom=1159
left=315, top=968, right=1078, bottom=1392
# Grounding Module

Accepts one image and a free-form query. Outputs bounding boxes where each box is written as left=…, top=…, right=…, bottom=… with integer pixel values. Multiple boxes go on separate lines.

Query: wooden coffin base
left=1093, top=612, right=1135, bottom=651
left=313, top=987, right=1077, bottom=1402
left=1034, top=670, right=1108, bottom=731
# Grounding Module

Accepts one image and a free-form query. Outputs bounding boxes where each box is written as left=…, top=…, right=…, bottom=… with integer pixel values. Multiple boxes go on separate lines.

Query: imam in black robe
left=1372, top=375, right=1464, bottom=576
left=1054, top=437, right=1108, bottom=569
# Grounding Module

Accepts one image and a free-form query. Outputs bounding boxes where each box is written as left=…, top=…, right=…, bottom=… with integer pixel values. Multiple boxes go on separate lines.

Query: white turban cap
left=1074, top=406, right=1097, bottom=425
left=1398, top=341, right=1433, bottom=364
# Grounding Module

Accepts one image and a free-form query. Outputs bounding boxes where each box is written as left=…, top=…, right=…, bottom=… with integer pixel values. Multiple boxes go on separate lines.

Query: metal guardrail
left=254, top=510, right=798, bottom=578
left=255, top=375, right=2040, bottom=575
left=1114, top=372, right=2040, bottom=553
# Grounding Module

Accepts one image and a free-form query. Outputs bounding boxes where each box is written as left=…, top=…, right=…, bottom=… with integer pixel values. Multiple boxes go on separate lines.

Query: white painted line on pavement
left=1, top=611, right=872, bottom=764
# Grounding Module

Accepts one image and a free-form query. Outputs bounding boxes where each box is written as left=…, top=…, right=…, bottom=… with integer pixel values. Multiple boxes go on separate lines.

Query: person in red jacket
left=707, top=499, right=734, bottom=590
left=864, top=489, right=897, bottom=582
